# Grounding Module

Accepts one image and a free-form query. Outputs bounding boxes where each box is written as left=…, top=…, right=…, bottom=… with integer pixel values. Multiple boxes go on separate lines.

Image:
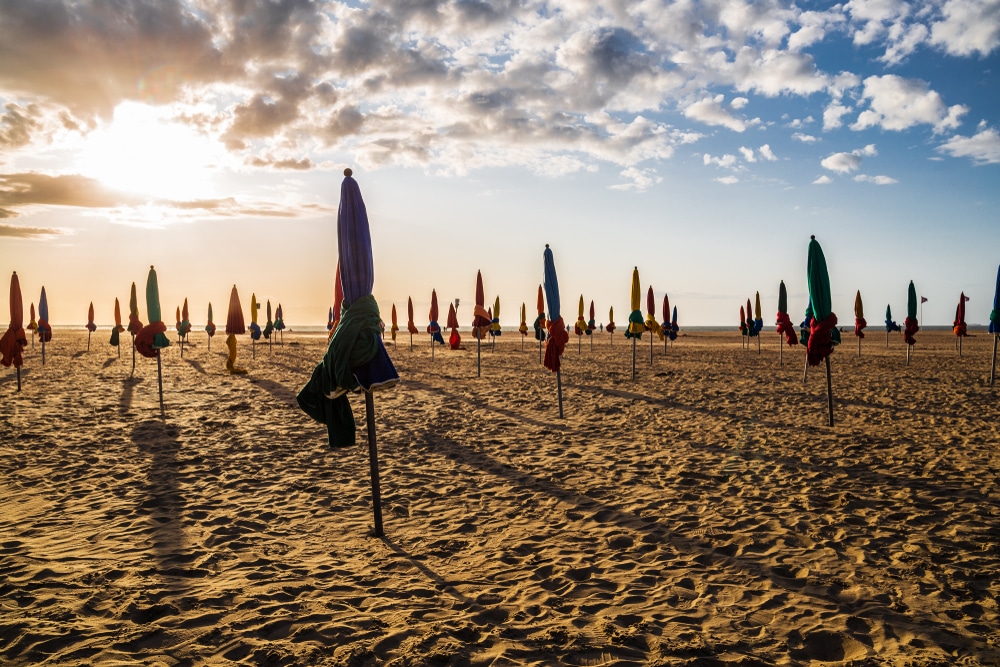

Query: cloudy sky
left=1, top=0, right=999, bottom=328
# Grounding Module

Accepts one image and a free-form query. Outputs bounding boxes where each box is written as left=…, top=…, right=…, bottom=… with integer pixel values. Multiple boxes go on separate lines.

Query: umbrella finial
left=344, top=167, right=353, bottom=177
left=545, top=243, right=549, bottom=248
left=810, top=235, right=815, bottom=240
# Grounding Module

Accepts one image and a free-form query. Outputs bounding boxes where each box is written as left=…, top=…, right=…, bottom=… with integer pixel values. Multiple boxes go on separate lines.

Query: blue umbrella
left=990, top=265, right=999, bottom=385
left=543, top=244, right=568, bottom=417
left=297, top=168, right=398, bottom=537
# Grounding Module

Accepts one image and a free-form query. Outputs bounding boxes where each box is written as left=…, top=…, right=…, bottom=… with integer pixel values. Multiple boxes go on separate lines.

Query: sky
left=1, top=0, right=999, bottom=329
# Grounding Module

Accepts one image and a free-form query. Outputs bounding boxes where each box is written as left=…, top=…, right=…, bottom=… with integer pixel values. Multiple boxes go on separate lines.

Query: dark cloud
left=0, top=103, right=42, bottom=148
left=0, top=222, right=65, bottom=237
left=246, top=156, right=314, bottom=170
left=0, top=172, right=139, bottom=209
left=321, top=106, right=365, bottom=143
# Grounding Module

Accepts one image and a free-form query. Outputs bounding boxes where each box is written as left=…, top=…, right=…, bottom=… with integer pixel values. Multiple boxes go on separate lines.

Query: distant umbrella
left=490, top=295, right=502, bottom=350
left=1, top=271, right=27, bottom=391
left=775, top=280, right=797, bottom=365
left=296, top=169, right=398, bottom=537
left=904, top=280, right=919, bottom=364
left=86, top=301, right=97, bottom=351
left=447, top=301, right=461, bottom=350
left=806, top=236, right=838, bottom=426
left=274, top=303, right=285, bottom=345
left=472, top=271, right=491, bottom=377
left=205, top=302, right=216, bottom=351
left=249, top=292, right=262, bottom=358
left=330, top=262, right=344, bottom=336
left=406, top=296, right=418, bottom=350
left=854, top=290, right=867, bottom=357
left=752, top=292, right=763, bottom=354
left=27, top=302, right=36, bottom=349
left=428, top=289, right=444, bottom=357
left=645, top=286, right=662, bottom=364
left=390, top=304, right=399, bottom=345
left=542, top=245, right=568, bottom=417
left=662, top=294, right=675, bottom=351
left=179, top=298, right=192, bottom=356
left=127, top=282, right=142, bottom=376
left=225, top=285, right=247, bottom=374
left=533, top=284, right=546, bottom=362
left=135, top=266, right=170, bottom=414
left=110, top=297, right=125, bottom=357
left=606, top=306, right=616, bottom=346
left=739, top=304, right=748, bottom=347
left=588, top=300, right=596, bottom=351
left=574, top=295, right=587, bottom=353
left=263, top=300, right=274, bottom=352
left=671, top=306, right=678, bottom=340
left=519, top=302, right=528, bottom=351
left=952, top=292, right=968, bottom=356
left=625, top=267, right=643, bottom=380
left=884, top=303, right=900, bottom=348
left=327, top=307, right=335, bottom=332
left=37, top=287, right=51, bottom=364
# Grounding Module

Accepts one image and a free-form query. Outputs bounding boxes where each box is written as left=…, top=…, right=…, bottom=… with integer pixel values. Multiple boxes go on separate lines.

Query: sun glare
left=77, top=101, right=223, bottom=201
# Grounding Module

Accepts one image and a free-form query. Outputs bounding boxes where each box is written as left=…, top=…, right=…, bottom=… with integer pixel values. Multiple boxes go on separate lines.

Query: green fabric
left=109, top=328, right=120, bottom=346
left=624, top=310, right=644, bottom=339
left=907, top=281, right=917, bottom=320
left=297, top=294, right=382, bottom=448
left=885, top=304, right=892, bottom=320
left=806, top=239, right=832, bottom=321
left=991, top=309, right=998, bottom=325
left=146, top=268, right=161, bottom=323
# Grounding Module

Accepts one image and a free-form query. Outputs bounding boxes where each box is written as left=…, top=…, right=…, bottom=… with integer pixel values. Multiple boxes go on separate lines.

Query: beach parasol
left=274, top=303, right=285, bottom=345
left=327, top=307, right=335, bottom=332
left=127, top=282, right=142, bottom=376
left=447, top=301, right=461, bottom=350
left=588, top=300, right=596, bottom=352
left=27, top=302, right=36, bottom=349
left=753, top=292, right=764, bottom=354
left=990, top=265, right=999, bottom=385
left=472, top=271, right=491, bottom=377
left=179, top=298, right=192, bottom=356
left=574, top=295, right=587, bottom=353
left=86, top=301, right=97, bottom=351
left=854, top=290, right=867, bottom=357
left=390, top=304, right=399, bottom=347
left=739, top=304, right=748, bottom=348
left=109, top=297, right=125, bottom=358
left=606, top=306, right=616, bottom=347
left=489, top=295, right=502, bottom=353
left=645, top=286, right=663, bottom=364
left=331, top=262, right=344, bottom=337
left=542, top=244, right=568, bottom=417
left=263, top=300, right=274, bottom=353
left=37, top=287, right=51, bottom=364
left=249, top=293, right=262, bottom=358
left=806, top=236, right=839, bottom=426
left=406, top=296, right=418, bottom=351
left=661, top=294, right=675, bottom=353
left=519, top=302, right=528, bottom=351
left=625, top=267, right=644, bottom=380
left=884, top=303, right=900, bottom=348
left=1, top=272, right=27, bottom=391
left=428, top=289, right=444, bottom=358
left=775, top=280, right=798, bottom=366
left=533, top=284, right=546, bottom=363
left=952, top=292, right=968, bottom=356
left=904, top=280, right=919, bottom=365
left=135, top=266, right=171, bottom=414
left=671, top=306, right=679, bottom=341
left=225, top=285, right=247, bottom=374
left=205, top=302, right=216, bottom=351
left=297, top=168, right=398, bottom=537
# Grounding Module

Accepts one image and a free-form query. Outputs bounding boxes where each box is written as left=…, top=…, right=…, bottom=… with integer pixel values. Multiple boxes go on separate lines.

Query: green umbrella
left=135, top=266, right=170, bottom=414
left=806, top=236, right=837, bottom=426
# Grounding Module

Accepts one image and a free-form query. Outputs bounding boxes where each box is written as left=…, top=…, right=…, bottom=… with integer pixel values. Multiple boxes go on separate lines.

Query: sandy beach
left=2, top=328, right=998, bottom=666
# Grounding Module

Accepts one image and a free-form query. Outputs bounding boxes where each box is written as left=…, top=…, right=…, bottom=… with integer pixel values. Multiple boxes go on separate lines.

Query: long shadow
left=404, top=376, right=558, bottom=431
left=72, top=350, right=86, bottom=359
left=131, top=419, right=187, bottom=594
left=407, top=427, right=997, bottom=663
left=182, top=358, right=207, bottom=375
left=119, top=377, right=143, bottom=414
left=102, top=358, right=117, bottom=369
left=250, top=378, right=300, bottom=407
left=379, top=536, right=475, bottom=608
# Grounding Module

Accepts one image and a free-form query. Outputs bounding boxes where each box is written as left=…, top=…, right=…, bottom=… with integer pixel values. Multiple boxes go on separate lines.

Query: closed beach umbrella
left=472, top=271, right=491, bottom=376
left=109, top=297, right=125, bottom=355
left=225, top=285, right=247, bottom=374
left=588, top=300, right=596, bottom=351
left=126, top=282, right=142, bottom=375
left=180, top=299, right=191, bottom=338
left=953, top=292, right=968, bottom=356
left=428, top=289, right=444, bottom=352
left=490, top=295, right=502, bottom=341
left=296, top=168, right=398, bottom=537
left=406, top=296, right=418, bottom=350
left=263, top=300, right=274, bottom=347
left=533, top=284, right=546, bottom=362
left=27, top=302, right=37, bottom=348
left=607, top=306, right=616, bottom=346
left=625, top=267, right=643, bottom=380
left=776, top=281, right=798, bottom=359
left=1, top=272, right=27, bottom=390
left=542, top=244, right=568, bottom=417
left=205, top=302, right=216, bottom=350
left=274, top=303, right=285, bottom=344
left=519, top=302, right=528, bottom=351
left=136, top=266, right=170, bottom=413
left=671, top=306, right=679, bottom=338
left=331, top=262, right=344, bottom=336
left=447, top=301, right=461, bottom=350
left=645, top=286, right=662, bottom=363
left=854, top=290, right=867, bottom=357
left=806, top=236, right=838, bottom=426
left=574, top=295, right=587, bottom=351
left=37, top=287, right=52, bottom=364
left=904, top=280, right=919, bottom=363
left=327, top=306, right=335, bottom=331
left=249, top=293, right=262, bottom=359
left=661, top=294, right=674, bottom=346
left=739, top=304, right=748, bottom=343
left=390, top=304, right=399, bottom=342
left=753, top=293, right=764, bottom=335
left=85, top=301, right=97, bottom=351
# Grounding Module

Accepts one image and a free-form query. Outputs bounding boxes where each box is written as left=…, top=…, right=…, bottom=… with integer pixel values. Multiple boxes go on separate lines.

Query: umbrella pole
left=252, top=338, right=256, bottom=360
left=431, top=335, right=435, bottom=361
left=886, top=330, right=889, bottom=348
left=959, top=336, right=962, bottom=357
left=648, top=334, right=652, bottom=366
left=825, top=356, right=834, bottom=427
left=906, top=344, right=911, bottom=366
left=16, top=367, right=21, bottom=392
left=409, top=333, right=413, bottom=352
left=578, top=335, right=581, bottom=354
left=631, top=337, right=636, bottom=382
left=779, top=333, right=783, bottom=367
left=365, top=391, right=384, bottom=538
left=131, top=333, right=136, bottom=377
left=477, top=334, right=481, bottom=378
left=118, top=342, right=121, bottom=359
left=858, top=336, right=861, bottom=358
left=521, top=335, right=524, bottom=352
left=156, top=349, right=165, bottom=416
left=41, top=339, right=45, bottom=366
left=591, top=334, right=593, bottom=353
left=802, top=351, right=809, bottom=383
left=538, top=337, right=542, bottom=364
left=88, top=331, right=91, bottom=351
left=556, top=369, right=564, bottom=418
left=492, top=336, right=495, bottom=353
left=990, top=334, right=998, bottom=386
left=757, top=335, right=760, bottom=355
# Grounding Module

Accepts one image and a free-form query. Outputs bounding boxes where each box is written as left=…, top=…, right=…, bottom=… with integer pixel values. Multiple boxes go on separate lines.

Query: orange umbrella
left=428, top=289, right=444, bottom=350
left=225, top=285, right=247, bottom=374
left=86, top=301, right=97, bottom=351
left=109, top=297, right=125, bottom=357
left=406, top=296, right=418, bottom=350
left=390, top=304, right=399, bottom=342
left=1, top=271, right=27, bottom=390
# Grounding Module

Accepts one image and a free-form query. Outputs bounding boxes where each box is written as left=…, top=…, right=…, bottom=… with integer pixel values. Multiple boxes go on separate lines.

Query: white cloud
left=739, top=146, right=756, bottom=162
left=610, top=166, right=663, bottom=191
left=684, top=95, right=746, bottom=132
left=851, top=74, right=967, bottom=133
left=823, top=102, right=852, bottom=130
left=759, top=144, right=778, bottom=160
left=730, top=97, right=749, bottom=109
left=731, top=47, right=830, bottom=97
left=715, top=175, right=739, bottom=185
left=854, top=174, right=898, bottom=184
left=813, top=175, right=833, bottom=184
left=704, top=153, right=738, bottom=168
left=846, top=0, right=912, bottom=46
left=881, top=21, right=929, bottom=64
left=821, top=144, right=876, bottom=172
left=937, top=127, right=1000, bottom=164
left=792, top=132, right=818, bottom=143
left=929, top=0, right=1000, bottom=56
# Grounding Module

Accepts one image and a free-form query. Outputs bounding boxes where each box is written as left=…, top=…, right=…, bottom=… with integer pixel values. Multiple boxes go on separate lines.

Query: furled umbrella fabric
left=542, top=245, right=568, bottom=373
left=799, top=303, right=813, bottom=347
left=86, top=302, right=97, bottom=333
left=109, top=297, right=125, bottom=348
left=519, top=303, right=528, bottom=337
left=904, top=281, right=919, bottom=346
left=625, top=268, right=644, bottom=340
left=428, top=289, right=444, bottom=345
left=991, top=265, right=1000, bottom=335
left=587, top=300, right=596, bottom=335
left=574, top=295, right=587, bottom=337
left=753, top=293, right=764, bottom=335
left=225, top=285, right=247, bottom=374
left=406, top=297, right=419, bottom=336
left=953, top=292, right=968, bottom=338
left=175, top=306, right=182, bottom=339
left=127, top=283, right=143, bottom=336
left=249, top=293, right=262, bottom=341
left=671, top=306, right=679, bottom=338
left=776, top=280, right=798, bottom=346
left=854, top=291, right=867, bottom=338
left=447, top=301, right=461, bottom=349
left=645, top=287, right=663, bottom=340
left=606, top=306, right=616, bottom=334
left=746, top=298, right=759, bottom=338
left=27, top=303, right=37, bottom=337
left=274, top=304, right=285, bottom=333
left=533, top=285, right=546, bottom=342
left=205, top=303, right=216, bottom=338
left=490, top=296, right=502, bottom=338
left=473, top=271, right=491, bottom=339
left=806, top=238, right=839, bottom=367
left=263, top=301, right=274, bottom=340
left=327, top=307, right=335, bottom=331
left=885, top=305, right=901, bottom=333
left=1, top=272, right=27, bottom=373
left=739, top=305, right=748, bottom=338
left=135, top=266, right=170, bottom=359
left=297, top=169, right=398, bottom=449
left=180, top=299, right=192, bottom=339
left=37, top=287, right=52, bottom=343
left=390, top=304, right=399, bottom=341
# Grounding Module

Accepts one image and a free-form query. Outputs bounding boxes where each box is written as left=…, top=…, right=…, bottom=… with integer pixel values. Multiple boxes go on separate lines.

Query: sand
left=1, top=327, right=999, bottom=666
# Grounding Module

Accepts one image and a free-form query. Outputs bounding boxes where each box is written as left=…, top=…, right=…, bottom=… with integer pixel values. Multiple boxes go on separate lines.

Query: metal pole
left=365, top=391, right=384, bottom=537
left=631, top=337, right=636, bottom=381
left=556, top=370, right=564, bottom=418
left=476, top=333, right=481, bottom=378
left=156, top=349, right=165, bottom=416
left=16, top=367, right=21, bottom=392
left=991, top=335, right=997, bottom=386
left=825, top=356, right=834, bottom=427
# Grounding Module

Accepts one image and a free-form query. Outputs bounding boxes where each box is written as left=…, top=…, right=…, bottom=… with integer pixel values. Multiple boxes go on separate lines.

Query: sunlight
left=76, top=101, right=224, bottom=201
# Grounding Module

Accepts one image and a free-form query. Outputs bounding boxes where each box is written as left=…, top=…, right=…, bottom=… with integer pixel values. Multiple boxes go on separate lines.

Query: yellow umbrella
left=490, top=295, right=501, bottom=351
left=574, top=295, right=587, bottom=352
left=625, top=267, right=643, bottom=380
left=225, top=285, right=247, bottom=374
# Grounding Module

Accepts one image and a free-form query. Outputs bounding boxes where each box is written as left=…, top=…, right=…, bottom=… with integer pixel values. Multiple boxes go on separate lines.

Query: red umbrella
left=225, top=285, right=247, bottom=374
left=428, top=289, right=444, bottom=356
left=472, top=270, right=491, bottom=377
left=406, top=296, right=418, bottom=350
left=26, top=302, right=37, bottom=349
left=645, top=286, right=662, bottom=363
left=533, top=284, right=546, bottom=362
left=390, top=304, right=399, bottom=344
left=86, top=301, right=97, bottom=351
left=953, top=291, right=969, bottom=356
left=739, top=304, right=748, bottom=347
left=447, top=301, right=461, bottom=349
left=606, top=306, right=616, bottom=346
left=1, top=272, right=27, bottom=391
left=775, top=280, right=797, bottom=366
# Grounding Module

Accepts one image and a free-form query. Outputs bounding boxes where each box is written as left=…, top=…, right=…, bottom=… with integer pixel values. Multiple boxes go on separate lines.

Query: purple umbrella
left=297, top=168, right=398, bottom=537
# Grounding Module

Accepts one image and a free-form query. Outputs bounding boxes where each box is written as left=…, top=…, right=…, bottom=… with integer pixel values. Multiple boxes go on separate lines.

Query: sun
left=76, top=101, right=225, bottom=201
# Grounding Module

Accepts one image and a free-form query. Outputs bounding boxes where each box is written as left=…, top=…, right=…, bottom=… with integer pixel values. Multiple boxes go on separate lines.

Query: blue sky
left=1, top=0, right=998, bottom=328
